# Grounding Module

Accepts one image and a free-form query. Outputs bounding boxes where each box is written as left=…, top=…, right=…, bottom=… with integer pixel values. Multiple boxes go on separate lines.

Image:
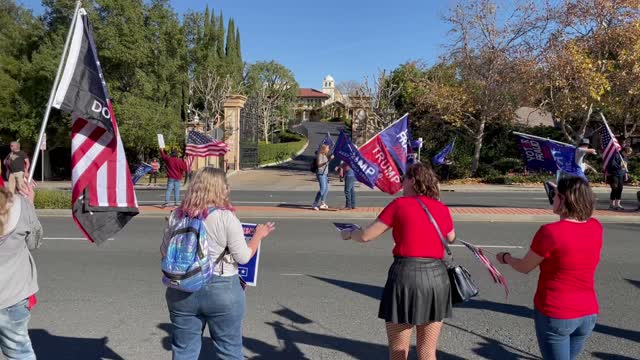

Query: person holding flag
left=311, top=144, right=334, bottom=210
left=496, top=177, right=602, bottom=360
left=341, top=163, right=455, bottom=360
left=432, top=140, right=455, bottom=181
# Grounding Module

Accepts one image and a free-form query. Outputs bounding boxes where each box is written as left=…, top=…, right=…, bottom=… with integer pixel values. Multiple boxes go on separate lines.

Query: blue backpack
left=161, top=207, right=217, bottom=292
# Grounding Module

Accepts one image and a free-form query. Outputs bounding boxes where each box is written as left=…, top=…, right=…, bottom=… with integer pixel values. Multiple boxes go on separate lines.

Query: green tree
left=245, top=61, right=299, bottom=143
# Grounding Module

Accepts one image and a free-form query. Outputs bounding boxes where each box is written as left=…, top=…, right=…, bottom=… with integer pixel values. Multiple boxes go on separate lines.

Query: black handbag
left=414, top=198, right=478, bottom=305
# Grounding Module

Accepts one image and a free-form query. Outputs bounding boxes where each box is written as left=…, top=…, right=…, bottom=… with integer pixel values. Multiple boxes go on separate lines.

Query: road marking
left=44, top=237, right=114, bottom=241
left=280, top=273, right=304, bottom=276
left=451, top=244, right=523, bottom=249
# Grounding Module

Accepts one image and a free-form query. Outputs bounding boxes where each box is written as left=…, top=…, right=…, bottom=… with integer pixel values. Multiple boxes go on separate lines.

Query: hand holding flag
left=459, top=240, right=509, bottom=298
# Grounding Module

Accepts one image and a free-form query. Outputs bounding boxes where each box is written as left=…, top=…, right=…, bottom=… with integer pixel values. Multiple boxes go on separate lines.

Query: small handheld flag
left=459, top=240, right=509, bottom=298
left=432, top=140, right=455, bottom=166
left=132, top=163, right=153, bottom=185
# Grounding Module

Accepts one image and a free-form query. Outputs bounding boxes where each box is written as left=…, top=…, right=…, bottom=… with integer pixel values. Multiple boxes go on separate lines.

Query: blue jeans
left=166, top=275, right=245, bottom=360
left=534, top=309, right=597, bottom=360
left=313, top=174, right=329, bottom=207
left=166, top=178, right=181, bottom=204
left=0, top=299, right=36, bottom=360
left=344, top=176, right=356, bottom=208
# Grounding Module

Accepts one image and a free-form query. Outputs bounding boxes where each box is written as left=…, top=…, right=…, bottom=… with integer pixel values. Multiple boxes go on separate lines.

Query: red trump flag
left=51, top=8, right=138, bottom=244
left=359, top=135, right=403, bottom=195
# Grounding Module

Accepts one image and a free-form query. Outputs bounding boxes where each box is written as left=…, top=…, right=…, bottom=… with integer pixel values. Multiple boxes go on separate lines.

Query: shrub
left=34, top=190, right=71, bottom=209
left=493, top=158, right=523, bottom=174
left=476, top=164, right=501, bottom=178
left=258, top=140, right=306, bottom=165
left=279, top=130, right=303, bottom=143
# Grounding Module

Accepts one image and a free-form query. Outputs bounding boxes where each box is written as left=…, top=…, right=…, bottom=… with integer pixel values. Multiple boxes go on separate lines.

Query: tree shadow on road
left=459, top=299, right=640, bottom=343
left=308, top=276, right=539, bottom=359
left=244, top=305, right=465, bottom=360
left=29, top=329, right=124, bottom=360
left=625, top=278, right=640, bottom=290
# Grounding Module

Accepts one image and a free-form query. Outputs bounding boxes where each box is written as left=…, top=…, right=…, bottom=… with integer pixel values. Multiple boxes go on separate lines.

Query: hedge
left=34, top=190, right=71, bottom=209
left=258, top=140, right=307, bottom=165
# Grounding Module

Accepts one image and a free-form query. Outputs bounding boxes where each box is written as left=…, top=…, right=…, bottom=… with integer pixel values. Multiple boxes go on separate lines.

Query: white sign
left=41, top=133, right=47, bottom=151
left=157, top=134, right=165, bottom=149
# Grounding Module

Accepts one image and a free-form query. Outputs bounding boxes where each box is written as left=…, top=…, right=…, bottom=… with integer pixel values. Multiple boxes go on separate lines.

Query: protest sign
left=157, top=134, right=165, bottom=149
left=239, top=223, right=260, bottom=286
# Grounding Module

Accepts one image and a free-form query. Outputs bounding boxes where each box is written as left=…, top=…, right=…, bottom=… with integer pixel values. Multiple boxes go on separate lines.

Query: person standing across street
left=160, top=148, right=187, bottom=208
left=336, top=162, right=356, bottom=210
left=162, top=167, right=275, bottom=360
left=0, top=183, right=43, bottom=360
left=342, top=163, right=455, bottom=360
left=497, top=177, right=602, bottom=360
left=575, top=138, right=597, bottom=174
left=148, top=158, right=160, bottom=186
left=607, top=146, right=632, bottom=210
left=3, top=142, right=29, bottom=195
left=312, top=144, right=333, bottom=211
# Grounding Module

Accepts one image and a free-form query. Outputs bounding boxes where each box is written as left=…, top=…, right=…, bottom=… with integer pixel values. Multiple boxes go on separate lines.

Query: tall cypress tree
left=235, top=27, right=242, bottom=64
left=209, top=11, right=217, bottom=59
left=226, top=18, right=235, bottom=58
left=202, top=5, right=210, bottom=63
left=216, top=12, right=225, bottom=59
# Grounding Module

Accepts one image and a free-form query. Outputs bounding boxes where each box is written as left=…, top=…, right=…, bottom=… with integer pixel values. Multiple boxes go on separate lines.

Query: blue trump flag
left=132, top=163, right=153, bottom=185
left=514, top=132, right=584, bottom=177
left=334, top=131, right=380, bottom=188
left=378, top=114, right=410, bottom=174
left=432, top=140, right=455, bottom=166
left=316, top=132, right=335, bottom=152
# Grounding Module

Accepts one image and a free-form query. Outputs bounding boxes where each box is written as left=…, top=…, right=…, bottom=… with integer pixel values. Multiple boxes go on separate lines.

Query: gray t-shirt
left=575, top=147, right=590, bottom=171
left=316, top=153, right=329, bottom=175
left=0, top=196, right=41, bottom=309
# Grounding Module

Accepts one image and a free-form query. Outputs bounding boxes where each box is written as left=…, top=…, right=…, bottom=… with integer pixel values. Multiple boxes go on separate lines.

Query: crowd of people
left=0, top=137, right=635, bottom=360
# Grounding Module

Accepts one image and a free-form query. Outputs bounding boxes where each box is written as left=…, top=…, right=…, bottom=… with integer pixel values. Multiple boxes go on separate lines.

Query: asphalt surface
left=133, top=188, right=640, bottom=211
left=21, top=216, right=640, bottom=360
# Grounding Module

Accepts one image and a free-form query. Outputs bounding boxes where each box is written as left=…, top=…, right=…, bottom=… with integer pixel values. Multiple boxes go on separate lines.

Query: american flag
left=599, top=115, right=622, bottom=173
left=185, top=131, right=229, bottom=157
left=184, top=155, right=194, bottom=172
left=459, top=240, right=509, bottom=297
left=51, top=8, right=138, bottom=244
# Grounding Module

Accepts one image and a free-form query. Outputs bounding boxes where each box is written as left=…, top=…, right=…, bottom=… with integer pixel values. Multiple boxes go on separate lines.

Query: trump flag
left=333, top=131, right=380, bottom=188
left=378, top=114, right=410, bottom=174
left=359, top=135, right=403, bottom=195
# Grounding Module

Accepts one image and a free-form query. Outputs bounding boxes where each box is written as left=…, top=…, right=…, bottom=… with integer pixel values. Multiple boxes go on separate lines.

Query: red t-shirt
left=160, top=150, right=187, bottom=180
left=378, top=196, right=454, bottom=259
left=530, top=219, right=602, bottom=319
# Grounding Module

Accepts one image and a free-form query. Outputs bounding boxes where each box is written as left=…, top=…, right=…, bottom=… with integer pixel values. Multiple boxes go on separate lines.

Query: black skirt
left=378, top=257, right=452, bottom=325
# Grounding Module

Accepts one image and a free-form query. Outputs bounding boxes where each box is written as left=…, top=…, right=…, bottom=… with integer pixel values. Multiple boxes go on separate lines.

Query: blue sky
left=19, top=0, right=453, bottom=88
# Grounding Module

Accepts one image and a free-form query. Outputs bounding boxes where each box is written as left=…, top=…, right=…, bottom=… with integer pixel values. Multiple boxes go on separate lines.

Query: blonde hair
left=179, top=167, right=232, bottom=217
left=319, top=144, right=330, bottom=154
left=0, top=188, right=13, bottom=235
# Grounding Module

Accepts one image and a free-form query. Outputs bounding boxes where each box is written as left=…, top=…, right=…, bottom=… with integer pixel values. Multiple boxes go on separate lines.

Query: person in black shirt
left=2, top=142, right=29, bottom=194
left=607, top=146, right=632, bottom=210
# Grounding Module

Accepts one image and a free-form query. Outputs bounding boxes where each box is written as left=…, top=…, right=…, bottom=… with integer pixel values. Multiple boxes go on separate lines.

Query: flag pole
left=29, top=0, right=83, bottom=182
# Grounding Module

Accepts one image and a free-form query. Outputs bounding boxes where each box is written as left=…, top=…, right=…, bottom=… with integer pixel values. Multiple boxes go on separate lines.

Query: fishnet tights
left=386, top=322, right=443, bottom=360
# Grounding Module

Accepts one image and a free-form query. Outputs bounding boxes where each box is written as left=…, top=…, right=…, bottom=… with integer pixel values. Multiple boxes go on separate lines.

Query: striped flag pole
left=29, top=1, right=82, bottom=182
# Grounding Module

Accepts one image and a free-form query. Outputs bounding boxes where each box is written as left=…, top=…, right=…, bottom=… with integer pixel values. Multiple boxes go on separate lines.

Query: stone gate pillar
left=223, top=95, right=247, bottom=171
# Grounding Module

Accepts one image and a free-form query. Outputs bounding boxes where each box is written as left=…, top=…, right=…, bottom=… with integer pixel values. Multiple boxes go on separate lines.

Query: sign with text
left=157, top=134, right=165, bottom=149
left=239, top=223, right=260, bottom=286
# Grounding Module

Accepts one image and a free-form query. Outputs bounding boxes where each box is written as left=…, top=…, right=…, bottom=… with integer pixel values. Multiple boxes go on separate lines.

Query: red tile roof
left=297, top=88, right=329, bottom=98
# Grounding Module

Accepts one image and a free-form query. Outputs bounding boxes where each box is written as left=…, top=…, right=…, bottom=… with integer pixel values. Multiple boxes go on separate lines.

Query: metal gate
left=239, top=96, right=260, bottom=169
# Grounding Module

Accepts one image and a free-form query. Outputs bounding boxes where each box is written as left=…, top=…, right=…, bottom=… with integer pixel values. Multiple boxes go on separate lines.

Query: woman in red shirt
left=497, top=177, right=602, bottom=360
left=342, top=163, right=455, bottom=360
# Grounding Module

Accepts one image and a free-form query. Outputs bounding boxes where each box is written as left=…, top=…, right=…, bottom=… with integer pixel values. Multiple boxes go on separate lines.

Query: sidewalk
left=37, top=204, right=639, bottom=223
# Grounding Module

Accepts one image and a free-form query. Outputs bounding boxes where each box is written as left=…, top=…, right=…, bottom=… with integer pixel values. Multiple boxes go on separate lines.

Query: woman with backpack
left=161, top=167, right=275, bottom=360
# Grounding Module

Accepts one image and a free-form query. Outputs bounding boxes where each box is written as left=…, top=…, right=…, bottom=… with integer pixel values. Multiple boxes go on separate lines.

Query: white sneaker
left=320, top=203, right=329, bottom=209
left=312, top=206, right=320, bottom=211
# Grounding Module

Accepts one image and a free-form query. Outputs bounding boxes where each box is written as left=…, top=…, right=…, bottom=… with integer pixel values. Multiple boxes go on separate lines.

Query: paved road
left=133, top=188, right=640, bottom=211
left=22, top=216, right=640, bottom=359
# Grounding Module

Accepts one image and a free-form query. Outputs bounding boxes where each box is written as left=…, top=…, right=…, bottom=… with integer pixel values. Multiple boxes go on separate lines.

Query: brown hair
left=556, top=177, right=594, bottom=221
left=179, top=167, right=232, bottom=217
left=405, top=163, right=440, bottom=199
left=0, top=188, right=13, bottom=235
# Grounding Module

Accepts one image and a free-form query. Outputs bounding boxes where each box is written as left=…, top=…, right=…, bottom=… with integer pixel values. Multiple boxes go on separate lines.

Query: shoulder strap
left=413, top=197, right=452, bottom=256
